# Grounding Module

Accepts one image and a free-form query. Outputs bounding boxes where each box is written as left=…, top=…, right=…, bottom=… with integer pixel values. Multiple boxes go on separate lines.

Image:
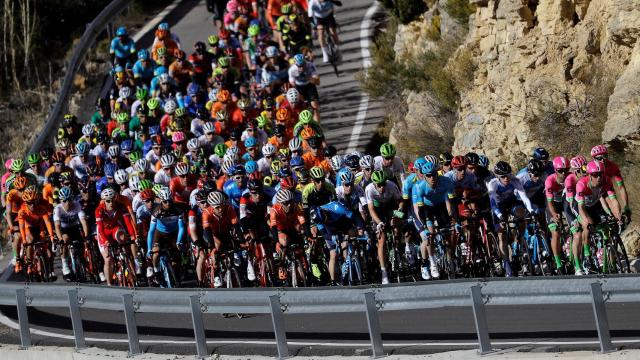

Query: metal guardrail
left=27, top=0, right=132, bottom=156
left=1, top=275, right=638, bottom=358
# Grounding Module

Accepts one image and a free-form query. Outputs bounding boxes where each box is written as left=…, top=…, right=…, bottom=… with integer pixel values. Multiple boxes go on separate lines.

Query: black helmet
left=532, top=147, right=549, bottom=161
left=439, top=152, right=453, bottom=164
left=527, top=159, right=545, bottom=176
left=247, top=179, right=263, bottom=192
left=465, top=152, right=480, bottom=166
left=274, top=124, right=286, bottom=136
left=344, top=154, right=360, bottom=170
left=494, top=161, right=512, bottom=176
left=324, top=145, right=337, bottom=158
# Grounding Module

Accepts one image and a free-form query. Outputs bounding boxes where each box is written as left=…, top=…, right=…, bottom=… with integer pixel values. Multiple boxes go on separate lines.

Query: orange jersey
left=269, top=203, right=305, bottom=232
left=202, top=204, right=238, bottom=237
left=5, top=189, right=23, bottom=214
left=18, top=201, right=54, bottom=242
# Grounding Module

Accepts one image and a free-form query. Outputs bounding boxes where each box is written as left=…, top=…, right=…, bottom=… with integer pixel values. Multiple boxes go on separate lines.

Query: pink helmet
left=590, top=144, right=608, bottom=158
left=226, top=0, right=238, bottom=12
left=570, top=155, right=587, bottom=169
left=4, top=158, right=13, bottom=170
left=552, top=156, right=569, bottom=170
left=171, top=131, right=186, bottom=143
left=586, top=160, right=604, bottom=174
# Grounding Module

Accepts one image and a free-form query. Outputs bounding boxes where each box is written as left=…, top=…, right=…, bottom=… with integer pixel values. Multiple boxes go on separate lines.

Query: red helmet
left=140, top=189, right=155, bottom=201
left=279, top=177, right=295, bottom=190
left=451, top=155, right=467, bottom=169
left=218, top=29, right=230, bottom=39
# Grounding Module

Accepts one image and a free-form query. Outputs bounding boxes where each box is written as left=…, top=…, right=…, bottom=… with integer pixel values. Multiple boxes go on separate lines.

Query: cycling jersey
left=365, top=180, right=402, bottom=208
left=373, top=156, right=405, bottom=183
left=202, top=204, right=239, bottom=239
left=402, top=172, right=420, bottom=200
left=516, top=171, right=547, bottom=200
left=564, top=173, right=579, bottom=203
left=411, top=176, right=455, bottom=207
left=270, top=203, right=305, bottom=232
left=95, top=201, right=136, bottom=246
left=53, top=201, right=86, bottom=229
left=169, top=175, right=197, bottom=204
left=223, top=179, right=246, bottom=209
left=544, top=173, right=566, bottom=203
left=302, top=181, right=335, bottom=208
left=575, top=176, right=616, bottom=207
left=602, top=159, right=624, bottom=185
left=486, top=176, right=534, bottom=217
left=308, top=0, right=334, bottom=18
left=288, top=62, right=318, bottom=86
left=336, top=184, right=366, bottom=212
left=110, top=37, right=136, bottom=60
left=18, top=201, right=55, bottom=242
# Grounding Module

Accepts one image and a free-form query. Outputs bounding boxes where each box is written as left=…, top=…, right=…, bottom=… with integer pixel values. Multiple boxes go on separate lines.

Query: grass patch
left=444, top=0, right=476, bottom=27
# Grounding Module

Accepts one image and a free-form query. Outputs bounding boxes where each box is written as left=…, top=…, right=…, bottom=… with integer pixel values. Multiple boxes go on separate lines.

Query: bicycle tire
left=613, top=234, right=631, bottom=273
left=161, top=256, right=176, bottom=288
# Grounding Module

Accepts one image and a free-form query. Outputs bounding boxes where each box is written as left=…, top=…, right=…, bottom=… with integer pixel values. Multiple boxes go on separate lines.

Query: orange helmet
left=300, top=127, right=316, bottom=140
left=217, top=89, right=231, bottom=102
left=276, top=108, right=290, bottom=122
left=174, top=49, right=186, bottom=59
left=13, top=176, right=28, bottom=191
left=22, top=185, right=38, bottom=202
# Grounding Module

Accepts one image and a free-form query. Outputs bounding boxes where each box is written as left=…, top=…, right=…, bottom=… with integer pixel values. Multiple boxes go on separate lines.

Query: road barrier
left=27, top=0, right=132, bottom=156
left=1, top=275, right=638, bottom=358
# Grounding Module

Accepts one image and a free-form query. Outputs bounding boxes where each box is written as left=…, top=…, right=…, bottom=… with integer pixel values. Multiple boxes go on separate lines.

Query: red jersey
left=169, top=174, right=198, bottom=204
left=202, top=204, right=238, bottom=237
left=95, top=201, right=136, bottom=244
left=269, top=203, right=305, bottom=232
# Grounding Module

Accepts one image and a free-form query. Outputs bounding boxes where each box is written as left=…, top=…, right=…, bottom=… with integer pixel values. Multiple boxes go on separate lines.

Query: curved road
left=1, top=0, right=640, bottom=357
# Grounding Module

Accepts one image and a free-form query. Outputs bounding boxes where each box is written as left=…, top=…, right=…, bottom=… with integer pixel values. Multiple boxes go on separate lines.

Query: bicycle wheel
left=613, top=235, right=631, bottom=273
left=161, top=257, right=177, bottom=288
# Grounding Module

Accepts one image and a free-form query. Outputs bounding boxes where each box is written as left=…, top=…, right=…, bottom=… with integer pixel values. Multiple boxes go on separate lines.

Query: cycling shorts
left=296, top=83, right=319, bottom=102
left=419, top=203, right=450, bottom=229
left=60, top=225, right=84, bottom=242
left=152, top=230, right=178, bottom=251
left=492, top=198, right=525, bottom=231
left=314, top=14, right=337, bottom=29
left=98, top=226, right=127, bottom=256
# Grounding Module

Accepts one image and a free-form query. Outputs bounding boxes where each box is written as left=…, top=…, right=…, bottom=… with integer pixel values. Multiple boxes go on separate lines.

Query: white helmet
left=175, top=162, right=189, bottom=176
left=275, top=189, right=294, bottom=204
left=160, top=154, right=176, bottom=168
left=119, top=86, right=132, bottom=99
left=108, top=144, right=120, bottom=157
left=114, top=169, right=128, bottom=185
left=101, top=187, right=116, bottom=200
left=330, top=155, right=343, bottom=171
left=207, top=191, right=225, bottom=206
left=187, top=138, right=200, bottom=151
left=134, top=158, right=149, bottom=173
left=262, top=143, right=276, bottom=156
left=265, top=46, right=279, bottom=58
left=156, top=186, right=172, bottom=201
left=163, top=99, right=177, bottom=114
left=221, top=159, right=235, bottom=175
left=286, top=88, right=300, bottom=104
left=223, top=152, right=239, bottom=163
left=82, top=124, right=93, bottom=137
left=288, top=137, right=302, bottom=152
left=129, top=175, right=141, bottom=191
left=203, top=122, right=216, bottom=134
left=359, top=155, right=373, bottom=168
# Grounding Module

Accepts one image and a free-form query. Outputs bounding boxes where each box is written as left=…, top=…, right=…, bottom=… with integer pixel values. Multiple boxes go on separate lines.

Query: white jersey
left=373, top=156, right=405, bottom=183
left=145, top=151, right=161, bottom=167
left=53, top=201, right=86, bottom=229
left=257, top=157, right=272, bottom=177
left=365, top=180, right=402, bottom=208
left=154, top=169, right=171, bottom=186
left=288, top=62, right=318, bottom=86
left=336, top=184, right=367, bottom=212
left=308, top=0, right=334, bottom=18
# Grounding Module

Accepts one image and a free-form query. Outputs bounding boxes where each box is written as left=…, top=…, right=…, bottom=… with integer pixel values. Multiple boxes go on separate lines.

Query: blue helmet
left=154, top=66, right=167, bottom=76
left=244, top=137, right=257, bottom=148
left=187, top=83, right=200, bottom=96
left=116, top=26, right=127, bottom=37
left=137, top=49, right=149, bottom=60
left=278, top=167, right=292, bottom=178
left=532, top=147, right=549, bottom=161
left=290, top=156, right=304, bottom=168
left=149, top=125, right=161, bottom=136
left=413, top=158, right=427, bottom=172
left=245, top=160, right=258, bottom=173
left=158, top=22, right=169, bottom=31
left=420, top=162, right=438, bottom=176
left=478, top=155, right=490, bottom=168
left=104, top=163, right=116, bottom=177
left=293, top=54, right=305, bottom=66
left=120, top=139, right=134, bottom=152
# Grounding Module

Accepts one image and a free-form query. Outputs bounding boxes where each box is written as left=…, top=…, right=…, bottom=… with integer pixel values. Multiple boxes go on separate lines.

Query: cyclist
left=565, top=155, right=587, bottom=273
left=270, top=189, right=306, bottom=281
left=374, top=143, right=405, bottom=185
left=302, top=166, right=336, bottom=225
left=308, top=0, right=340, bottom=63
left=5, top=175, right=27, bottom=270
left=110, top=26, right=136, bottom=68
left=18, top=186, right=57, bottom=280
left=544, top=156, right=571, bottom=273
left=590, top=144, right=630, bottom=221
left=53, top=186, right=90, bottom=281
left=288, top=54, right=320, bottom=119
left=365, top=170, right=402, bottom=284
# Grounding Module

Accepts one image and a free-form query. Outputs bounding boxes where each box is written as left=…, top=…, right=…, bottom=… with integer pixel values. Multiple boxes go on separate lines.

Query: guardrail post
left=590, top=282, right=616, bottom=353
left=189, top=295, right=208, bottom=358
left=363, top=292, right=385, bottom=358
left=470, top=285, right=492, bottom=354
left=268, top=295, right=289, bottom=359
left=15, top=288, right=31, bottom=348
left=122, top=294, right=142, bottom=356
left=67, top=289, right=86, bottom=350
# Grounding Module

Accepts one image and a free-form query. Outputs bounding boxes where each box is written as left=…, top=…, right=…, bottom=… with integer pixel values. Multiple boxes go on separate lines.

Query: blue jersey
left=132, top=60, right=155, bottom=82
left=110, top=37, right=136, bottom=60
left=319, top=201, right=353, bottom=223
left=402, top=172, right=420, bottom=200
left=516, top=171, right=546, bottom=200
left=411, top=176, right=455, bottom=207
left=444, top=170, right=478, bottom=192
left=223, top=179, right=245, bottom=209
left=334, top=168, right=350, bottom=187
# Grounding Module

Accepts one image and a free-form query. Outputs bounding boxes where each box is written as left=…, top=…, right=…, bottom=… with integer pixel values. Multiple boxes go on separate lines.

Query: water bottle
left=234, top=252, right=242, bottom=267
left=460, top=243, right=468, bottom=257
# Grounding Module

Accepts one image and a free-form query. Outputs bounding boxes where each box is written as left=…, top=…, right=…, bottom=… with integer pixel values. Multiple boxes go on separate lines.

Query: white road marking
left=346, top=0, right=380, bottom=153
left=131, top=0, right=182, bottom=42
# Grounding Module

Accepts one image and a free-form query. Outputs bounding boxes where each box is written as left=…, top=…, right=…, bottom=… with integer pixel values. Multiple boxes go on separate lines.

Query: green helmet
left=129, top=150, right=142, bottom=162
left=135, top=87, right=148, bottom=100
left=116, top=112, right=130, bottom=124
left=147, top=97, right=160, bottom=110
left=11, top=159, right=25, bottom=172
left=152, top=183, right=164, bottom=195
left=371, top=170, right=386, bottom=185
left=156, top=47, right=167, bottom=56
left=248, top=24, right=260, bottom=37
left=27, top=153, right=41, bottom=165
left=280, top=3, right=292, bottom=14
left=207, top=34, right=219, bottom=45
left=299, top=109, right=313, bottom=124
left=214, top=143, right=227, bottom=157
left=139, top=179, right=153, bottom=191
left=218, top=57, right=230, bottom=68
left=256, top=114, right=269, bottom=128
left=379, top=142, right=396, bottom=157
left=175, top=107, right=186, bottom=118
left=309, top=166, right=325, bottom=180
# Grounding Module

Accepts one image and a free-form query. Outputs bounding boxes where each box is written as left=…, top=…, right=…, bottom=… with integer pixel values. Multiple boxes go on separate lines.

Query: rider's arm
left=188, top=211, right=199, bottom=243
left=54, top=220, right=63, bottom=241
left=147, top=217, right=157, bottom=255
left=176, top=215, right=186, bottom=245
left=42, top=213, right=55, bottom=241
left=513, top=179, right=534, bottom=213
left=18, top=213, right=27, bottom=244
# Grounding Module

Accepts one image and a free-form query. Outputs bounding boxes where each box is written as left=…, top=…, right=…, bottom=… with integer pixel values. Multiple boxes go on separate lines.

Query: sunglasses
left=556, top=169, right=568, bottom=174
left=161, top=200, right=170, bottom=204
left=594, top=155, right=607, bottom=161
left=313, top=178, right=323, bottom=183
left=425, top=173, right=436, bottom=178
left=179, top=174, right=187, bottom=178
left=590, top=172, right=602, bottom=178
left=144, top=199, right=153, bottom=203
left=265, top=155, right=274, bottom=159
left=104, top=200, right=113, bottom=204
left=250, top=191, right=260, bottom=195
left=383, top=157, right=394, bottom=161
left=499, top=175, right=510, bottom=180
left=467, top=166, right=476, bottom=171
left=343, top=182, right=353, bottom=187
left=205, top=132, right=214, bottom=136
left=233, top=176, right=244, bottom=181
left=363, top=168, right=372, bottom=172
left=455, top=167, right=466, bottom=172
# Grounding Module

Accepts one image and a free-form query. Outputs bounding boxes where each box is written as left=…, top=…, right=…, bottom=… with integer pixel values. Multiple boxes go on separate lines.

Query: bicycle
left=465, top=214, right=502, bottom=277
left=151, top=247, right=179, bottom=288
left=68, top=238, right=91, bottom=283
left=588, top=217, right=630, bottom=274
left=21, top=240, right=55, bottom=283
left=253, top=238, right=276, bottom=288
left=323, top=26, right=340, bottom=77
left=281, top=243, right=308, bottom=287
left=522, top=215, right=554, bottom=276
left=341, top=235, right=368, bottom=286
left=386, top=211, right=418, bottom=283
left=109, top=240, right=138, bottom=287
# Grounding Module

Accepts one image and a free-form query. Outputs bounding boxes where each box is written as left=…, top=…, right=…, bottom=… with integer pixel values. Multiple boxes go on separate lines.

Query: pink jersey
left=564, top=173, right=578, bottom=202
left=544, top=173, right=565, bottom=203
left=603, top=159, right=623, bottom=185
left=575, top=176, right=616, bottom=207
left=1, top=171, right=11, bottom=194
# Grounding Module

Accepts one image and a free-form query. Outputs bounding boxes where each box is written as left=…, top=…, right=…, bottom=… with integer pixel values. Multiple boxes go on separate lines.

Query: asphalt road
left=2, top=0, right=640, bottom=357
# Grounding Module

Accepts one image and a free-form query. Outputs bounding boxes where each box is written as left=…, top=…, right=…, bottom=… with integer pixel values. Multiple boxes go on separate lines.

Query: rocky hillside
left=377, top=0, right=640, bottom=256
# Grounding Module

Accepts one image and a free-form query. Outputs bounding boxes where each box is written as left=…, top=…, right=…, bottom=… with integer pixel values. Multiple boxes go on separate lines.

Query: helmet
left=27, top=153, right=41, bottom=165
left=171, top=131, right=186, bottom=143
left=158, top=72, right=170, bottom=84
left=154, top=66, right=167, bottom=76
left=120, top=139, right=134, bottom=152
left=152, top=183, right=164, bottom=195
left=207, top=34, right=219, bottom=45
left=290, top=156, right=304, bottom=168
left=270, top=160, right=281, bottom=175
left=221, top=159, right=235, bottom=175
left=135, top=87, right=148, bottom=100
left=40, top=148, right=53, bottom=161
left=493, top=161, right=512, bottom=176
left=129, top=176, right=141, bottom=191
left=108, top=144, right=120, bottom=158
left=451, top=155, right=467, bottom=168
left=147, top=97, right=160, bottom=110
left=424, top=154, right=439, bottom=166
left=116, top=26, right=127, bottom=36
left=175, top=162, right=189, bottom=176
left=157, top=187, right=172, bottom=201
left=265, top=46, right=279, bottom=58
left=216, top=109, right=230, bottom=121
left=586, top=160, right=604, bottom=174
left=51, top=152, right=65, bottom=163
left=257, top=115, right=270, bottom=129
left=114, top=169, right=128, bottom=185
left=359, top=155, right=373, bottom=169
left=439, top=152, right=453, bottom=164
left=214, top=143, right=227, bottom=157
left=570, top=155, right=587, bottom=169
left=164, top=100, right=177, bottom=114
left=248, top=24, right=260, bottom=37
left=478, top=155, right=490, bottom=168
left=22, top=186, right=38, bottom=202
left=552, top=156, right=569, bottom=170
left=75, top=142, right=90, bottom=155
left=421, top=162, right=438, bottom=176
left=465, top=152, right=480, bottom=166
left=158, top=22, right=169, bottom=30
left=226, top=1, right=238, bottom=12
left=116, top=112, right=130, bottom=124
left=137, top=49, right=149, bottom=60
left=104, top=163, right=116, bottom=177
left=244, top=137, right=257, bottom=148
left=371, top=170, right=386, bottom=184
left=82, top=124, right=94, bottom=137
left=140, top=189, right=155, bottom=201
left=276, top=108, right=289, bottom=122
left=217, top=89, right=231, bottom=102
left=527, top=159, right=545, bottom=175
left=288, top=137, right=302, bottom=152
left=174, top=49, right=186, bottom=59
left=10, top=159, right=24, bottom=172
left=207, top=191, right=225, bottom=206
left=298, top=109, right=313, bottom=124
left=590, top=144, right=608, bottom=158
left=100, top=187, right=116, bottom=200
left=187, top=138, right=200, bottom=151
left=248, top=179, right=263, bottom=192
left=203, top=122, right=216, bottom=134
left=310, top=166, right=325, bottom=180
left=139, top=179, right=153, bottom=191
left=58, top=186, right=73, bottom=201
left=160, top=154, right=176, bottom=168
left=245, top=160, right=258, bottom=174
left=275, top=189, right=294, bottom=204
left=119, top=87, right=132, bottom=99
left=217, top=57, right=230, bottom=68
left=237, top=98, right=250, bottom=110
left=379, top=143, right=396, bottom=157
left=262, top=143, right=276, bottom=156
left=532, top=147, right=549, bottom=161
left=293, top=54, right=305, bottom=66
left=13, top=176, right=27, bottom=190
left=285, top=88, right=300, bottom=104
left=345, top=154, right=360, bottom=170
left=330, top=155, right=343, bottom=171
left=339, top=171, right=355, bottom=185
left=413, top=158, right=427, bottom=172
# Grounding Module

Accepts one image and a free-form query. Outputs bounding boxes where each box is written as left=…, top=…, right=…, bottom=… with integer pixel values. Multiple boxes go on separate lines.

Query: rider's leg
left=61, top=233, right=71, bottom=276
left=376, top=231, right=386, bottom=269
left=196, top=248, right=206, bottom=283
